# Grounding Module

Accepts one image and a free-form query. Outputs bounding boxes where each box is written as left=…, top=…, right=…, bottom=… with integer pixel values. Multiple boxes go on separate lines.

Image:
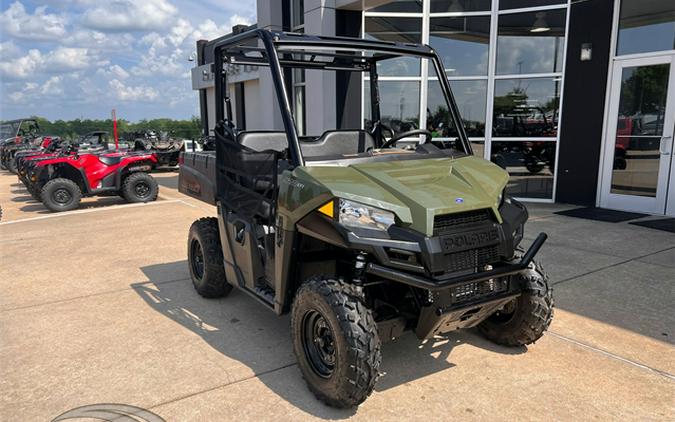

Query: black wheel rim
left=190, top=239, right=204, bottom=280
left=53, top=188, right=72, bottom=205
left=301, top=310, right=336, bottom=378
left=134, top=181, right=151, bottom=198
left=490, top=298, right=518, bottom=324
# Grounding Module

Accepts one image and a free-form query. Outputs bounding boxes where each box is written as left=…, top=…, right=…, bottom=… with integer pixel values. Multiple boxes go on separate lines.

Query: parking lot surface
left=1, top=170, right=673, bottom=421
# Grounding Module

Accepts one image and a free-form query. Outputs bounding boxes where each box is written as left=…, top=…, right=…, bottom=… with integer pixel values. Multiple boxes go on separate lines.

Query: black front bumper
left=365, top=232, right=547, bottom=292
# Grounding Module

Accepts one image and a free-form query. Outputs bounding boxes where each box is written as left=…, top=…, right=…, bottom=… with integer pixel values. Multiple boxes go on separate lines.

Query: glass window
left=496, top=9, right=566, bottom=75
left=369, top=0, right=423, bottom=13
left=428, top=79, right=487, bottom=137
left=365, top=17, right=422, bottom=76
left=610, top=63, right=671, bottom=197
left=429, top=16, right=490, bottom=76
left=493, top=77, right=561, bottom=137
left=364, top=81, right=421, bottom=133
left=499, top=0, right=566, bottom=10
left=617, top=0, right=675, bottom=56
left=292, top=0, right=304, bottom=28
left=430, top=0, right=491, bottom=13
left=490, top=141, right=555, bottom=198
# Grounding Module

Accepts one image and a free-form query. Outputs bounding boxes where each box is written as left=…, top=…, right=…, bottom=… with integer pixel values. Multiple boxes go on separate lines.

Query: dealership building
left=193, top=0, right=675, bottom=216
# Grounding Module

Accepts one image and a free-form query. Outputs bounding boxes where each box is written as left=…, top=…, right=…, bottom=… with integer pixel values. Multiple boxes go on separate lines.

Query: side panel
left=178, top=151, right=217, bottom=205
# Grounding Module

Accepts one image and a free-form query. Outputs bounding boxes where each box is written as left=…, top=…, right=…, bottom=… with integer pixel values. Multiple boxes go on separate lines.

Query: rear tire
left=478, top=259, right=553, bottom=347
left=121, top=172, right=158, bottom=203
left=291, top=277, right=381, bottom=408
left=188, top=217, right=232, bottom=298
left=41, top=178, right=81, bottom=212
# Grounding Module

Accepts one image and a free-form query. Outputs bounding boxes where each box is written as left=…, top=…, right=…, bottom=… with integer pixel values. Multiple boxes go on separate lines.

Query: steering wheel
left=381, top=129, right=433, bottom=149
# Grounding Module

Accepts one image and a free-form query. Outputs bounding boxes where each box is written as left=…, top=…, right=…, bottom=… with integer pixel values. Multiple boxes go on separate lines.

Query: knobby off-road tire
left=41, top=178, right=82, bottom=212
left=478, top=257, right=553, bottom=347
left=6, top=157, right=17, bottom=174
left=291, top=277, right=381, bottom=408
left=121, top=172, right=159, bottom=203
left=187, top=217, right=232, bottom=298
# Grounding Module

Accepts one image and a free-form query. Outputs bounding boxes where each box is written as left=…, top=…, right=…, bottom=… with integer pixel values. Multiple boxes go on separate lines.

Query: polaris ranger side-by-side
left=179, top=29, right=553, bottom=408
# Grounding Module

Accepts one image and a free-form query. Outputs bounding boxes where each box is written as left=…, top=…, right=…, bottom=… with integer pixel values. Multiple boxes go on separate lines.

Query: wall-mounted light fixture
left=530, top=12, right=550, bottom=33
left=580, top=43, right=593, bottom=61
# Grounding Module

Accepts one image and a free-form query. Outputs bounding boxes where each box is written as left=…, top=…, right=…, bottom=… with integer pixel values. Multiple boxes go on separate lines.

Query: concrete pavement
left=1, top=170, right=673, bottom=421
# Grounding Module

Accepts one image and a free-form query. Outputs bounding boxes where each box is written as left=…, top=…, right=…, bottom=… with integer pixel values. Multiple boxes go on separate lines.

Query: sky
left=0, top=0, right=256, bottom=122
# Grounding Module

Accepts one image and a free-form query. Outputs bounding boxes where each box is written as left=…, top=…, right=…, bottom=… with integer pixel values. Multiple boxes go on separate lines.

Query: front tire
left=187, top=217, right=232, bottom=298
left=291, top=277, right=381, bottom=408
left=478, top=259, right=553, bottom=347
left=121, top=172, right=158, bottom=203
left=41, top=178, right=82, bottom=212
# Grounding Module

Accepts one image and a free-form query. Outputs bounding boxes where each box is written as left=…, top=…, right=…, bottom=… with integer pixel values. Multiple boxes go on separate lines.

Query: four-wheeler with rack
left=27, top=144, right=160, bottom=212
left=179, top=29, right=553, bottom=408
left=0, top=118, right=42, bottom=173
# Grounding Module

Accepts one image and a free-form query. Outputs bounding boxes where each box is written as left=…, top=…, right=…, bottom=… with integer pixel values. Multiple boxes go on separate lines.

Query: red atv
left=30, top=146, right=160, bottom=212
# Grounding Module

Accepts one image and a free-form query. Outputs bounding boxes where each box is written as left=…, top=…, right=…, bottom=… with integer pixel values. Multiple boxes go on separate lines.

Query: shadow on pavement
left=134, top=261, right=524, bottom=418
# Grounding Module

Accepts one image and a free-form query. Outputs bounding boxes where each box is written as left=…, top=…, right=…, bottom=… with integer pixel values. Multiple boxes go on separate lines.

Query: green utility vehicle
left=179, top=29, right=553, bottom=408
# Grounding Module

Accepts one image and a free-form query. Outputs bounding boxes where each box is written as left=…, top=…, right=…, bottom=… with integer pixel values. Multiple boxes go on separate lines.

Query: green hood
left=292, top=155, right=508, bottom=236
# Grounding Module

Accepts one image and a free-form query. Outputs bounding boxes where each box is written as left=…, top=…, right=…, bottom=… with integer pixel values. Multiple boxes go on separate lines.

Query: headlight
left=338, top=199, right=395, bottom=231
left=497, top=189, right=506, bottom=207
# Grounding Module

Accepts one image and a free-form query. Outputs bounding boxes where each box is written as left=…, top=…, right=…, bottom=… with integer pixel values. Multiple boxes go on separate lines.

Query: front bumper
left=368, top=233, right=547, bottom=339
left=366, top=232, right=547, bottom=292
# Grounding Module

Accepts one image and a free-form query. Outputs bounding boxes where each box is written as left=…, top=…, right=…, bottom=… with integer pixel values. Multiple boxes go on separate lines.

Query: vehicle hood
left=300, top=155, right=509, bottom=236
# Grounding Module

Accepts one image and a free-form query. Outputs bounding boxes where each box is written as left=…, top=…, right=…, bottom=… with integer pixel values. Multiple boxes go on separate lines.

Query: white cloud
left=0, top=2, right=67, bottom=41
left=0, top=49, right=42, bottom=79
left=44, top=47, right=107, bottom=71
left=109, top=79, right=159, bottom=101
left=0, top=41, right=22, bottom=59
left=41, top=76, right=64, bottom=95
left=82, top=0, right=177, bottom=32
left=0, top=47, right=106, bottom=79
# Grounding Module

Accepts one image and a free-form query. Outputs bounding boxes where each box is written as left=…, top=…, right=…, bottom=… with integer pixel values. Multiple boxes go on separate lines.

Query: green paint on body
left=278, top=155, right=508, bottom=236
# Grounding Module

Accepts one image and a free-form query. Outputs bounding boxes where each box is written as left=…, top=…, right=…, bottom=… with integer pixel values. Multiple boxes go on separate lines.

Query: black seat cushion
left=98, top=155, right=123, bottom=166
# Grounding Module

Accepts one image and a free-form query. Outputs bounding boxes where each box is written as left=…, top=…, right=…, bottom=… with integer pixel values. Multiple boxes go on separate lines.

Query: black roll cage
left=212, top=29, right=473, bottom=168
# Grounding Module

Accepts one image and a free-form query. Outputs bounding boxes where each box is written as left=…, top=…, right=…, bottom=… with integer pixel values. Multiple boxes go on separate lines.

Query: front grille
left=444, top=244, right=500, bottom=273
left=433, top=209, right=492, bottom=235
left=450, top=278, right=509, bottom=305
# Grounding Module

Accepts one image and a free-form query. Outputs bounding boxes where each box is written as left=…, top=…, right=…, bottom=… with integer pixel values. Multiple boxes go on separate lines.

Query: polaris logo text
left=443, top=229, right=498, bottom=252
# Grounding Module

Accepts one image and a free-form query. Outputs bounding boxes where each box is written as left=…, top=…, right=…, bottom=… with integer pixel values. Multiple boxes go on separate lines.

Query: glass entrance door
left=599, top=55, right=675, bottom=215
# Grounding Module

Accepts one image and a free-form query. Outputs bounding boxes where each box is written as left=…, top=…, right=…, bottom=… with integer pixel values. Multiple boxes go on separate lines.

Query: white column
left=256, top=0, right=285, bottom=130
left=304, top=0, right=337, bottom=135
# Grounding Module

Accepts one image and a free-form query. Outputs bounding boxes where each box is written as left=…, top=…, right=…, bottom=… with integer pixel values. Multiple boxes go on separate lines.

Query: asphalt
left=0, top=170, right=673, bottom=421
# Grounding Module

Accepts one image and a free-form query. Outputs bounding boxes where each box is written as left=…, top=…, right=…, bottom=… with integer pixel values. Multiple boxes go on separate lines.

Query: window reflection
left=499, top=0, right=566, bottom=10
left=610, top=63, right=670, bottom=197
left=428, top=79, right=487, bottom=137
left=493, top=78, right=561, bottom=137
left=365, top=17, right=422, bottom=76
left=430, top=0, right=491, bottom=13
left=617, top=0, right=675, bottom=56
left=364, top=81, right=421, bottom=133
left=429, top=16, right=490, bottom=76
left=496, top=9, right=566, bottom=75
left=490, top=141, right=555, bottom=198
left=369, top=0, right=423, bottom=13
left=617, top=64, right=670, bottom=136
